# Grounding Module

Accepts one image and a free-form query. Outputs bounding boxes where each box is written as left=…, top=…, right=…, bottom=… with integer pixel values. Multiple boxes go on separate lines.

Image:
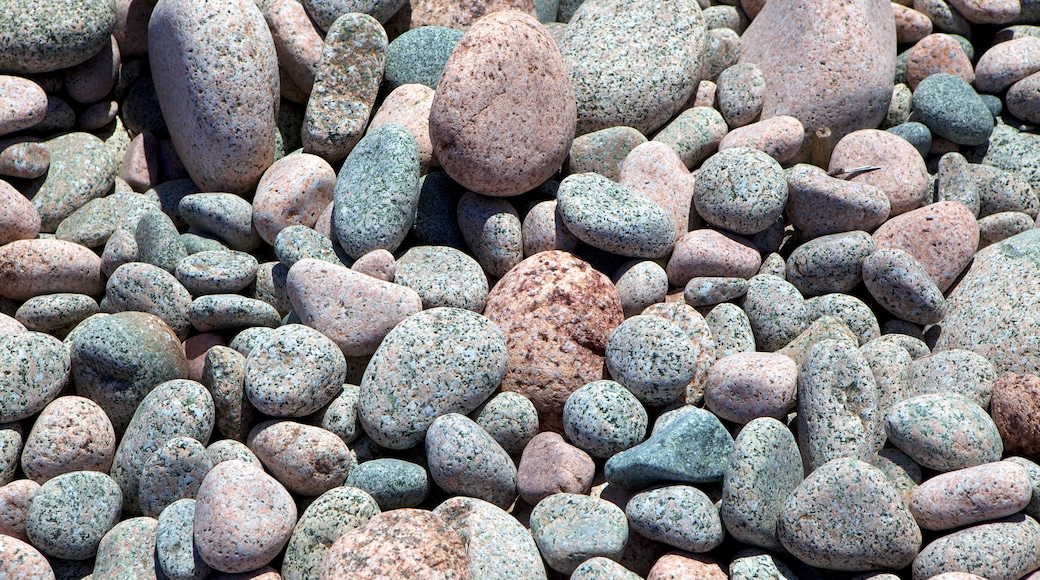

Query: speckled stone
left=786, top=231, right=875, bottom=297
left=743, top=274, right=808, bottom=352
left=777, top=315, right=860, bottom=366
left=1008, top=72, right=1040, bottom=125
left=904, top=33, right=973, bottom=90
left=176, top=251, right=258, bottom=297
left=0, top=534, right=54, bottom=579
left=529, top=493, right=629, bottom=574
left=884, top=83, right=913, bottom=128
left=392, top=246, right=486, bottom=311
left=627, top=485, right=723, bottom=553
left=557, top=173, right=676, bottom=258
left=563, top=380, right=646, bottom=459
left=568, top=126, right=647, bottom=180
left=729, top=549, right=799, bottom=580
left=706, top=302, right=756, bottom=358
left=425, top=413, right=517, bottom=508
left=310, top=384, right=359, bottom=447
left=26, top=471, right=122, bottom=560
left=908, top=349, right=995, bottom=408
left=885, top=393, right=1002, bottom=472
left=992, top=373, right=1040, bottom=455
left=912, top=74, right=993, bottom=147
left=652, top=107, right=729, bottom=170
left=647, top=553, right=726, bottom=580
left=252, top=154, right=335, bottom=245
left=0, top=332, right=68, bottom=423
left=863, top=249, right=946, bottom=325
left=694, top=148, right=786, bottom=236
left=274, top=225, right=339, bottom=269
left=665, top=230, right=761, bottom=287
left=718, top=115, right=805, bottom=164
left=974, top=164, right=1039, bottom=219
left=1007, top=456, right=1040, bottom=522
left=359, top=307, right=506, bottom=449
left=350, top=249, right=396, bottom=281
left=155, top=499, right=211, bottom=580
left=333, top=123, right=419, bottom=259
left=716, top=63, right=765, bottom=128
left=779, top=458, right=921, bottom=570
left=974, top=36, right=1040, bottom=94
left=91, top=516, right=160, bottom=579
left=797, top=339, right=881, bottom=472
left=0, top=0, right=116, bottom=74
left=189, top=295, right=281, bottom=333
left=875, top=447, right=924, bottom=502
left=456, top=192, right=524, bottom=277
left=54, top=191, right=157, bottom=250
left=873, top=201, right=978, bottom=293
left=0, top=137, right=49, bottom=180
left=472, top=391, right=539, bottom=455
left=0, top=239, right=104, bottom=301
left=319, top=508, right=467, bottom=579
left=384, top=26, right=462, bottom=90
left=200, top=346, right=254, bottom=442
left=618, top=141, right=697, bottom=236
left=243, top=324, right=345, bottom=417
left=247, top=420, right=350, bottom=496
left=260, top=0, right=321, bottom=92
left=683, top=277, right=747, bottom=307
left=641, top=302, right=717, bottom=405
left=253, top=262, right=292, bottom=317
left=0, top=479, right=39, bottom=541
left=483, top=251, right=624, bottom=431
left=700, top=27, right=740, bottom=82
left=0, top=422, right=20, bottom=486
left=136, top=210, right=187, bottom=274
left=979, top=211, right=1036, bottom=247
left=193, top=460, right=296, bottom=574
left=559, top=0, right=705, bottom=136
left=105, top=262, right=192, bottom=340
left=281, top=485, right=380, bottom=580
left=69, top=312, right=189, bottom=434
left=605, top=406, right=734, bottom=489
left=862, top=339, right=913, bottom=415
left=911, top=515, right=1040, bottom=580
left=605, top=315, right=697, bottom=406
left=785, top=164, right=891, bottom=240
left=908, top=461, right=1032, bottom=531
left=15, top=294, right=98, bottom=338
left=137, top=437, right=212, bottom=518
left=430, top=11, right=574, bottom=196
left=205, top=440, right=262, bottom=470
left=515, top=431, right=594, bottom=505
left=829, top=129, right=929, bottom=217
left=149, top=0, right=278, bottom=194
left=570, top=557, right=639, bottom=580
left=739, top=0, right=895, bottom=153
left=704, top=352, right=797, bottom=424
left=0, top=76, right=46, bottom=136
left=876, top=332, right=931, bottom=358
left=21, top=397, right=114, bottom=484
left=178, top=193, right=261, bottom=253
left=344, top=459, right=428, bottom=510
left=369, top=84, right=438, bottom=174
left=807, top=294, right=880, bottom=346
left=287, top=258, right=422, bottom=356
left=0, top=182, right=40, bottom=247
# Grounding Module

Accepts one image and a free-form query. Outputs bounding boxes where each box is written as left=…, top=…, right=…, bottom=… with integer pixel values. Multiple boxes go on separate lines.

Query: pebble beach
left=2, top=0, right=1040, bottom=578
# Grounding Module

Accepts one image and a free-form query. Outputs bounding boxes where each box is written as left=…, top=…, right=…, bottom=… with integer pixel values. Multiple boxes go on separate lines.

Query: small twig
left=827, top=165, right=883, bottom=179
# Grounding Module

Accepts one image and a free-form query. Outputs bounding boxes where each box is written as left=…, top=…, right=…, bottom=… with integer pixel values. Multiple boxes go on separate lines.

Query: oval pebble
left=885, top=393, right=1002, bottom=472
left=456, top=192, right=524, bottom=278
left=0, top=535, right=54, bottom=579
left=908, top=461, right=1032, bottom=531
left=785, top=164, right=891, bottom=240
left=244, top=324, right=346, bottom=417
left=0, top=479, right=39, bottom=542
left=91, top=516, right=160, bottom=579
left=383, top=26, right=463, bottom=90
left=175, top=251, right=259, bottom=296
left=653, top=107, right=729, bottom=170
left=189, top=295, right=281, bottom=333
left=434, top=496, right=548, bottom=580
left=281, top=485, right=380, bottom=580
left=472, top=391, right=539, bottom=455
left=201, top=346, right=254, bottom=442
left=695, top=148, right=787, bottom=236
left=253, top=153, right=336, bottom=245
left=666, top=229, right=761, bottom=287
left=705, top=352, right=797, bottom=424
left=613, top=260, right=668, bottom=318
left=743, top=274, right=809, bottom=352
left=0, top=239, right=104, bottom=301
left=426, top=413, right=517, bottom=509
left=718, top=115, right=804, bottom=163
left=829, top=129, right=929, bottom=217
left=912, top=73, right=994, bottom=146
left=178, top=193, right=261, bottom=253
left=0, top=0, right=115, bottom=74
left=716, top=63, right=765, bottom=128
left=21, top=397, right=115, bottom=484
left=156, top=498, right=211, bottom=580
left=516, top=431, right=595, bottom=506
left=908, top=349, right=996, bottom=407
left=570, top=126, right=648, bottom=181
left=26, top=470, right=122, bottom=560
left=912, top=515, right=1040, bottom=580
left=138, top=436, right=213, bottom=518
left=106, top=262, right=193, bottom=340
left=529, top=492, right=629, bottom=575
left=627, top=485, right=724, bottom=553
left=785, top=231, right=875, bottom=297
left=563, top=380, right=647, bottom=459
left=705, top=302, right=756, bottom=358
left=0, top=332, right=69, bottom=423
left=605, top=315, right=697, bottom=406
left=247, top=420, right=350, bottom=496
left=14, top=293, right=99, bottom=336
left=872, top=200, right=979, bottom=293
left=862, top=248, right=946, bottom=325
left=345, top=458, right=429, bottom=510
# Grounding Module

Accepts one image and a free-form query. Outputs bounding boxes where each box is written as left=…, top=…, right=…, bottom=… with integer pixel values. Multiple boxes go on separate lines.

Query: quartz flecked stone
left=743, top=274, right=809, bottom=352
left=281, top=485, right=380, bottom=580
left=777, top=316, right=860, bottom=366
left=472, top=391, right=539, bottom=455
left=694, top=148, right=787, bottom=235
left=26, top=471, right=122, bottom=560
left=885, top=393, right=1002, bottom=472
left=613, top=260, right=668, bottom=318
left=156, top=499, right=211, bottom=580
left=0, top=76, right=47, bottom=136
left=729, top=549, right=800, bottom=580
left=863, top=249, right=946, bottom=325
left=137, top=436, right=212, bottom=518
left=345, top=458, right=429, bottom=510
left=430, top=10, right=575, bottom=197
left=176, top=250, right=259, bottom=296
left=253, top=153, right=335, bottom=245
left=785, top=231, right=875, bottom=297
left=333, top=123, right=420, bottom=260
left=368, top=84, right=438, bottom=174
left=483, top=251, right=624, bottom=432
left=569, top=126, right=647, bottom=180
left=557, top=173, right=677, bottom=259
left=359, top=308, right=508, bottom=450
left=721, top=417, right=803, bottom=551
left=778, top=458, right=921, bottom=571
left=806, top=295, right=879, bottom=346
left=149, top=0, right=278, bottom=194
left=0, top=0, right=116, bottom=74
left=872, top=201, right=979, bottom=293
left=605, top=315, right=698, bottom=406
left=704, top=352, right=797, bottom=424
left=529, top=493, right=629, bottom=575
left=642, top=301, right=717, bottom=405
left=0, top=239, right=104, bottom=301
left=21, top=396, right=116, bottom=483
left=785, top=164, right=891, bottom=240
left=563, top=380, right=647, bottom=459
left=263, top=0, right=323, bottom=93
left=706, top=303, right=756, bottom=358
left=244, top=324, right=346, bottom=417
left=627, top=485, right=724, bottom=553
left=91, top=516, right=160, bottom=579
left=384, top=26, right=463, bottom=90
left=908, top=461, right=1033, bottom=531
left=69, top=312, right=189, bottom=434
left=287, top=258, right=422, bottom=357
left=618, top=141, right=697, bottom=237
left=716, top=63, right=766, bottom=128
left=559, top=0, right=706, bottom=136
left=408, top=0, right=536, bottom=30
left=908, top=349, right=996, bottom=408
left=189, top=295, right=281, bottom=332
left=653, top=107, right=729, bottom=170
left=683, top=277, right=748, bottom=307
left=456, top=192, right=524, bottom=277
left=435, top=496, right=548, bottom=580
left=517, top=431, right=595, bottom=506
left=0, top=332, right=69, bottom=423
left=315, top=384, right=362, bottom=446
left=992, top=373, right=1040, bottom=456
left=394, top=246, right=489, bottom=312
left=426, top=413, right=518, bottom=509
left=106, top=262, right=193, bottom=340
left=178, top=193, right=262, bottom=253
left=605, top=406, right=734, bottom=490
left=828, top=129, right=930, bottom=217
left=912, top=515, right=1040, bottom=580
left=55, top=191, right=157, bottom=250
left=666, top=229, right=762, bottom=287
left=201, top=346, right=255, bottom=442
left=247, top=420, right=351, bottom=496
left=739, top=0, right=896, bottom=153
left=0, top=138, right=49, bottom=180
left=194, top=460, right=297, bottom=574
left=0, top=535, right=54, bottom=579
left=136, top=210, right=187, bottom=273
left=0, top=479, right=40, bottom=542
left=0, top=180, right=41, bottom=245
left=797, top=339, right=881, bottom=473
left=274, top=225, right=339, bottom=268
left=318, top=508, right=468, bottom=579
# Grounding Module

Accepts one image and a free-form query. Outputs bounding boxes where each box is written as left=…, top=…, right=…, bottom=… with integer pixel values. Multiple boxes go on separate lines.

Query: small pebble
left=912, top=515, right=1040, bottom=580
left=626, top=485, right=724, bottom=553
left=280, top=485, right=380, bottom=580
left=605, top=315, right=698, bottom=406
left=472, top=391, right=539, bottom=455
left=704, top=352, right=797, bottom=424
left=885, top=393, right=1002, bottom=472
left=529, top=492, right=629, bottom=575
left=785, top=230, right=875, bottom=297
left=456, top=192, right=524, bottom=277
left=345, top=458, right=429, bottom=510
left=568, top=126, right=647, bottom=180
left=694, top=147, right=787, bottom=236
left=908, top=461, right=1032, bottom=531
left=26, top=470, right=122, bottom=560
left=247, top=420, right=350, bottom=496
left=652, top=107, right=729, bottom=170
left=563, top=380, right=647, bottom=460
left=516, top=431, right=594, bottom=505
left=862, top=248, right=946, bottom=325
left=426, top=413, right=518, bottom=509
left=175, top=250, right=259, bottom=296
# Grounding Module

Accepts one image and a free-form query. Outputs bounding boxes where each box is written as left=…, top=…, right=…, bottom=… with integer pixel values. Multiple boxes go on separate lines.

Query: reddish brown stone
left=183, top=332, right=226, bottom=383
left=484, top=251, right=623, bottom=432
left=991, top=372, right=1040, bottom=456
left=516, top=432, right=595, bottom=505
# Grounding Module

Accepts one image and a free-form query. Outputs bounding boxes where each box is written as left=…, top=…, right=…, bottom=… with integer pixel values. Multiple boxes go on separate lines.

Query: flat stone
left=178, top=193, right=261, bottom=253
left=345, top=458, right=428, bottom=510
left=694, top=148, right=787, bottom=235
left=189, top=295, right=281, bottom=333
left=785, top=164, right=890, bottom=240
left=718, top=115, right=804, bottom=163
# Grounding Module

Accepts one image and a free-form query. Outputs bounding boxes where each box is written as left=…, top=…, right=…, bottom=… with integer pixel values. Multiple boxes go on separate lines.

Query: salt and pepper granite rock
left=456, top=192, right=525, bottom=277
left=563, top=380, right=647, bottom=459
left=516, top=431, right=594, bottom=505
left=156, top=498, right=211, bottom=580
left=247, top=420, right=351, bottom=497
left=626, top=485, right=724, bottom=553
left=694, top=147, right=787, bottom=235
left=912, top=515, right=1040, bottom=580
left=885, top=393, right=1003, bottom=472
left=529, top=492, right=629, bottom=574
left=281, top=485, right=380, bottom=580
left=345, top=458, right=429, bottom=510
left=0, top=332, right=70, bottom=423
left=20, top=396, right=116, bottom=483
left=472, top=391, right=540, bottom=455
left=25, top=470, right=123, bottom=560
left=434, top=496, right=548, bottom=580
left=91, top=516, right=160, bottom=579
left=244, top=324, right=346, bottom=418
left=137, top=436, right=212, bottom=518
left=605, top=315, right=698, bottom=406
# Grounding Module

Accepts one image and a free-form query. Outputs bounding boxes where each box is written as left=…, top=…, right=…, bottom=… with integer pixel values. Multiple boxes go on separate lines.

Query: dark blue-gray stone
left=887, top=122, right=932, bottom=159
left=414, top=171, right=468, bottom=250
left=344, top=458, right=429, bottom=510
left=384, top=26, right=463, bottom=91
left=604, top=406, right=734, bottom=490
left=912, top=73, right=994, bottom=146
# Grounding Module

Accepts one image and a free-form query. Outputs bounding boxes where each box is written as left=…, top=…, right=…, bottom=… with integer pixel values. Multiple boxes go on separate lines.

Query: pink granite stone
left=648, top=552, right=727, bottom=580
left=904, top=33, right=975, bottom=90
left=262, top=0, right=323, bottom=93
left=351, top=249, right=396, bottom=282
left=946, top=0, right=1021, bottom=24
left=0, top=76, right=47, bottom=137
left=704, top=352, right=797, bottom=424
left=247, top=420, right=350, bottom=496
left=0, top=479, right=40, bottom=541
left=0, top=535, right=54, bottom=579
left=21, top=396, right=116, bottom=483
left=369, top=84, right=438, bottom=174
left=829, top=129, right=930, bottom=216
left=908, top=461, right=1033, bottom=530
left=991, top=372, right=1040, bottom=456
left=665, top=229, right=762, bottom=287
left=409, top=0, right=536, bottom=29
left=974, top=36, right=1040, bottom=94
left=872, top=201, right=979, bottom=293
left=0, top=180, right=41, bottom=246
left=892, top=3, right=933, bottom=44
left=619, top=141, right=697, bottom=236
left=252, top=153, right=336, bottom=245
left=516, top=431, right=595, bottom=505
left=0, top=239, right=104, bottom=301
left=718, top=115, right=805, bottom=163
